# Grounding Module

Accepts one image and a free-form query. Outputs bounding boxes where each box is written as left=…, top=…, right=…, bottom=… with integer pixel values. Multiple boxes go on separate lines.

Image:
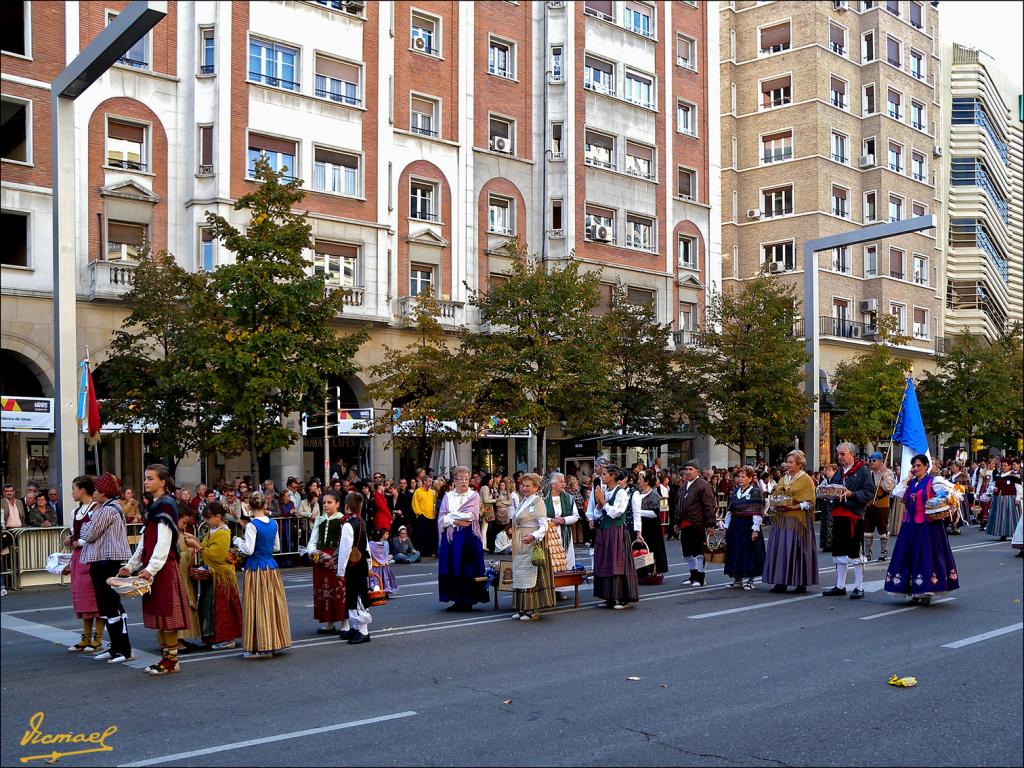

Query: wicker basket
left=189, top=566, right=212, bottom=581
left=105, top=576, right=152, bottom=598
left=816, top=484, right=847, bottom=499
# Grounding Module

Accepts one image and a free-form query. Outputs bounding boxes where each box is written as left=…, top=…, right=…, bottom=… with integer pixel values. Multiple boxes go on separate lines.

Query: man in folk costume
left=437, top=466, right=489, bottom=612
left=864, top=451, right=896, bottom=562
left=823, top=443, right=876, bottom=599
left=335, top=492, right=372, bottom=644
left=673, top=461, right=717, bottom=587
left=305, top=492, right=346, bottom=635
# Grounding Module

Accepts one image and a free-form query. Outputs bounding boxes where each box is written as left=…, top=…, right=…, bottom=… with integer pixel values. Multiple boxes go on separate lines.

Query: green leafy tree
left=102, top=251, right=219, bottom=474
left=364, top=293, right=469, bottom=469
left=199, top=158, right=367, bottom=480
left=461, top=244, right=611, bottom=472
left=983, top=324, right=1024, bottom=449
left=683, top=275, right=810, bottom=460
left=830, top=314, right=912, bottom=449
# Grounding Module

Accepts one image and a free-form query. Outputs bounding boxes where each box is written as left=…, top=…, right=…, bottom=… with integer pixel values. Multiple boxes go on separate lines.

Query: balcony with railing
left=952, top=99, right=1010, bottom=164
left=820, top=316, right=876, bottom=340
left=314, top=87, right=361, bottom=106
left=583, top=77, right=615, bottom=97
left=398, top=295, right=464, bottom=324
left=951, top=160, right=1010, bottom=223
left=197, top=164, right=214, bottom=177
left=87, top=259, right=137, bottom=300
left=410, top=207, right=439, bottom=222
left=249, top=71, right=300, bottom=91
left=106, top=157, right=147, bottom=172
left=199, top=64, right=215, bottom=75
left=763, top=148, right=793, bottom=164
left=117, top=56, right=148, bottom=69
left=672, top=329, right=701, bottom=348
left=410, top=125, right=438, bottom=138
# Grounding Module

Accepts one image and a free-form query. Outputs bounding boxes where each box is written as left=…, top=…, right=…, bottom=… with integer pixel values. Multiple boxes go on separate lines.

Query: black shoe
left=791, top=586, right=807, bottom=594
left=822, top=586, right=847, bottom=597
left=769, top=584, right=788, bottom=593
left=347, top=633, right=371, bottom=644
left=315, top=627, right=337, bottom=635
left=337, top=628, right=357, bottom=641
left=849, top=588, right=865, bottom=600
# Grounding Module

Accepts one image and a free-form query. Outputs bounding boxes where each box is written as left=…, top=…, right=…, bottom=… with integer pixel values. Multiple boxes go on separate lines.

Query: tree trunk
left=538, top=425, right=547, bottom=475
left=738, top=424, right=748, bottom=468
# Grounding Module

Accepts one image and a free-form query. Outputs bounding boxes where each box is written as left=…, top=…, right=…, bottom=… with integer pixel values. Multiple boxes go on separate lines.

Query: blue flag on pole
left=891, top=377, right=930, bottom=480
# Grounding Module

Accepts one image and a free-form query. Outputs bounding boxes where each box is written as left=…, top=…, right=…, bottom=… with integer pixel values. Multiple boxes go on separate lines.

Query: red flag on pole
left=86, top=365, right=101, bottom=440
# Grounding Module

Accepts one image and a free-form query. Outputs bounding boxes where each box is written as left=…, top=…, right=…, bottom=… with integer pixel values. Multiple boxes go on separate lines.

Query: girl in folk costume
left=336, top=492, right=372, bottom=644
left=368, top=529, right=398, bottom=596
left=65, top=475, right=102, bottom=653
left=119, top=464, right=192, bottom=676
left=884, top=453, right=960, bottom=606
left=233, top=491, right=292, bottom=658
left=723, top=466, right=767, bottom=590
left=183, top=502, right=243, bottom=650
left=630, top=469, right=668, bottom=585
left=175, top=507, right=204, bottom=650
left=437, top=466, right=489, bottom=612
left=587, top=467, right=640, bottom=609
left=762, top=451, right=819, bottom=594
left=305, top=491, right=346, bottom=634
left=510, top=473, right=556, bottom=621
left=986, top=458, right=1022, bottom=541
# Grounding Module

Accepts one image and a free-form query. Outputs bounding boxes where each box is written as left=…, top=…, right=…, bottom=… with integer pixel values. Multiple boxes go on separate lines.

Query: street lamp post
left=802, top=214, right=936, bottom=470
left=51, top=1, right=167, bottom=522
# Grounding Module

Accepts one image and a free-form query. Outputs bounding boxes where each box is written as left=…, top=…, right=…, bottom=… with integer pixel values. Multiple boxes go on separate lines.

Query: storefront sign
left=338, top=408, right=373, bottom=435
left=1, top=397, right=54, bottom=433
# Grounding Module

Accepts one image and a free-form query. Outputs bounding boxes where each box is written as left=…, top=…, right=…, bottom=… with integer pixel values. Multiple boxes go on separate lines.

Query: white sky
left=940, top=1, right=1024, bottom=92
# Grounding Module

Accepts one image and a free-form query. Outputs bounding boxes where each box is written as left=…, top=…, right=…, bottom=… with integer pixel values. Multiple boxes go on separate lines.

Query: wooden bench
left=487, top=560, right=591, bottom=610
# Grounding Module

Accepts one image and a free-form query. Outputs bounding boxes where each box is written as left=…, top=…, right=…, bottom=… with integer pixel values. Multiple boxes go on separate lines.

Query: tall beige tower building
left=721, top=0, right=945, bottom=378
left=942, top=42, right=1022, bottom=341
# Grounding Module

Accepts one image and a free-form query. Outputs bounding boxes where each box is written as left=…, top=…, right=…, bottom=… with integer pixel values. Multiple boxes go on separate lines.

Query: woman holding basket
left=762, top=451, right=819, bottom=594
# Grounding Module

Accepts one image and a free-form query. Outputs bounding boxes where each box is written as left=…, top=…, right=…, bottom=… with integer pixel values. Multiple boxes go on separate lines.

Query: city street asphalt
left=1, top=523, right=1021, bottom=767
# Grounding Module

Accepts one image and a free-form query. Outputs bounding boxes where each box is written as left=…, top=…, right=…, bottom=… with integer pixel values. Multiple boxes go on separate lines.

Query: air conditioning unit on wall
left=590, top=224, right=612, bottom=242
left=859, top=155, right=875, bottom=169
left=859, top=298, right=878, bottom=313
left=768, top=261, right=784, bottom=273
left=491, top=136, right=511, bottom=153
left=413, top=36, right=427, bottom=51
left=747, top=208, right=762, bottom=219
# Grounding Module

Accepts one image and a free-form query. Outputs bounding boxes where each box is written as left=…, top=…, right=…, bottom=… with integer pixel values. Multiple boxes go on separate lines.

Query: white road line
left=117, top=711, right=417, bottom=767
left=940, top=622, right=1023, bottom=649
left=688, top=593, right=821, bottom=619
left=0, top=613, right=160, bottom=669
left=390, top=591, right=434, bottom=599
left=859, top=597, right=956, bottom=620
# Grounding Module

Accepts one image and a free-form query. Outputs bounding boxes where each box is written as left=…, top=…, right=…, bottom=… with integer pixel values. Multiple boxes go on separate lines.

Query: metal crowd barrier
left=224, top=515, right=314, bottom=563
left=1, top=529, right=15, bottom=590
left=8, top=526, right=72, bottom=589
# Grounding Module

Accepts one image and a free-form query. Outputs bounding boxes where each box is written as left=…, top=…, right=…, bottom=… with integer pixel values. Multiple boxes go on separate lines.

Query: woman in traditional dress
left=884, top=453, right=960, bottom=606
left=986, top=458, right=1022, bottom=541
left=510, top=473, right=556, bottom=621
left=724, top=466, right=767, bottom=590
left=631, top=469, right=668, bottom=585
left=305, top=491, right=345, bottom=634
left=489, top=479, right=513, bottom=553
left=119, top=464, right=191, bottom=675
left=184, top=502, right=242, bottom=650
left=65, top=475, right=101, bottom=653
left=233, top=491, right=291, bottom=658
left=437, top=466, right=489, bottom=612
left=175, top=507, right=203, bottom=651
left=588, top=467, right=640, bottom=609
left=762, top=450, right=819, bottom=594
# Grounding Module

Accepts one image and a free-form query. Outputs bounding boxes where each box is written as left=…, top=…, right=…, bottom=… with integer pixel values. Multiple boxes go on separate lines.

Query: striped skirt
left=513, top=545, right=555, bottom=613
left=242, top=566, right=292, bottom=653
left=70, top=549, right=99, bottom=619
left=986, top=495, right=1021, bottom=539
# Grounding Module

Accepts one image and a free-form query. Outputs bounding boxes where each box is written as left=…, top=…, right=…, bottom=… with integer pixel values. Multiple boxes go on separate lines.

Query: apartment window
left=887, top=89, right=903, bottom=121
left=106, top=221, right=146, bottom=261
left=583, top=0, right=613, bottom=22
left=410, top=264, right=434, bottom=297
left=830, top=131, right=848, bottom=164
left=411, top=96, right=438, bottom=137
left=864, top=244, right=878, bottom=276
left=108, top=11, right=148, bottom=68
left=199, top=228, right=215, bottom=272
left=913, top=254, right=928, bottom=286
left=910, top=100, right=925, bottom=131
left=910, top=49, right=924, bottom=80
left=676, top=34, right=696, bottom=70
left=625, top=141, right=654, bottom=179
left=313, top=146, right=359, bottom=196
left=411, top=13, right=439, bottom=55
left=488, top=116, right=514, bottom=153
left=678, top=235, right=697, bottom=270
left=831, top=186, right=849, bottom=218
left=676, top=101, right=696, bottom=135
left=550, top=45, right=563, bottom=81
left=585, top=205, right=615, bottom=240
left=247, top=133, right=297, bottom=180
left=889, top=247, right=905, bottom=279
left=550, top=199, right=563, bottom=232
left=887, top=141, right=903, bottom=173
left=584, top=55, right=615, bottom=95
left=622, top=2, right=653, bottom=37
left=885, top=36, right=901, bottom=68
left=625, top=214, right=655, bottom=252
left=909, top=1, right=923, bottom=28
left=829, top=23, right=846, bottom=56
left=761, top=75, right=791, bottom=109
left=890, top=302, right=907, bottom=334
left=624, top=70, right=654, bottom=109
left=763, top=241, right=795, bottom=271
left=584, top=130, right=615, bottom=169
left=488, top=196, right=513, bottom=235
left=0, top=2, right=27, bottom=56
left=763, top=186, right=793, bottom=218
left=912, top=201, right=926, bottom=217
left=888, top=194, right=904, bottom=222
left=830, top=76, right=847, bottom=110
left=862, top=31, right=875, bottom=62
left=828, top=247, right=849, bottom=274
left=759, top=22, right=791, bottom=55
left=913, top=307, right=928, bottom=339
left=626, top=287, right=655, bottom=306
left=550, top=123, right=563, bottom=158
left=410, top=180, right=437, bottom=221
left=1, top=97, right=29, bottom=163
left=0, top=211, right=28, bottom=266
left=863, top=1, right=876, bottom=8
left=863, top=137, right=877, bottom=165
left=864, top=191, right=877, bottom=222
left=679, top=302, right=697, bottom=331
left=832, top=299, right=851, bottom=331
left=315, top=55, right=361, bottom=106
left=911, top=151, right=926, bottom=182
left=886, top=0, right=900, bottom=16
left=314, top=242, right=358, bottom=288
left=249, top=38, right=298, bottom=90
left=199, top=27, right=215, bottom=75
left=863, top=84, right=876, bottom=115
left=488, top=38, right=514, bottom=79
left=107, top=120, right=146, bottom=171
left=762, top=130, right=793, bottom=164
left=198, top=125, right=213, bottom=175
left=677, top=167, right=696, bottom=200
